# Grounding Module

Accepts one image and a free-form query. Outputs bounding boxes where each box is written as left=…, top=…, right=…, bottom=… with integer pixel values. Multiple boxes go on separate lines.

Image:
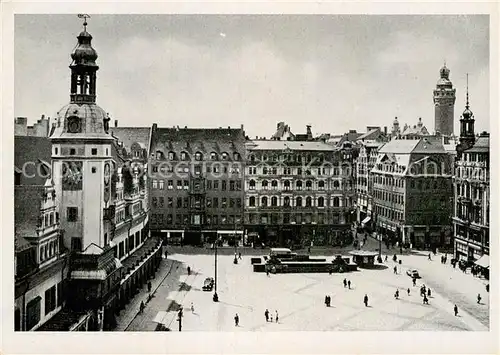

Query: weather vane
left=77, top=14, right=91, bottom=31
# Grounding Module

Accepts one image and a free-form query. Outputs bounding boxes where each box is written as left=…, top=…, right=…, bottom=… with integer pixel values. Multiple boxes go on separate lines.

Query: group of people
left=264, top=309, right=279, bottom=323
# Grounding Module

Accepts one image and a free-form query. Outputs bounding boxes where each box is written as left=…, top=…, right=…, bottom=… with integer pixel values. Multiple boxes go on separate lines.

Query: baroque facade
left=453, top=86, right=490, bottom=265
left=15, top=19, right=162, bottom=332
left=148, top=125, right=246, bottom=245
left=244, top=139, right=356, bottom=248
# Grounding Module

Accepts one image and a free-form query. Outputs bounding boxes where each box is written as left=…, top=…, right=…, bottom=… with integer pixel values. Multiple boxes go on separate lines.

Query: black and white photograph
left=2, top=2, right=498, bottom=354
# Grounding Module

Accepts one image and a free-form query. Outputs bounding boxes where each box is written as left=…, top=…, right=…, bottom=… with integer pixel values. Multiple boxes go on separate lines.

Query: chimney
left=41, top=114, right=45, bottom=120
left=114, top=120, right=118, bottom=127
left=306, top=125, right=312, bottom=140
left=384, top=126, right=387, bottom=135
left=240, top=124, right=244, bottom=130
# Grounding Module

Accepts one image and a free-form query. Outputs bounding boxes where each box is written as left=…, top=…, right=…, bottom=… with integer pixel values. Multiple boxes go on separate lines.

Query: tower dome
left=440, top=63, right=450, bottom=79
left=50, top=16, right=112, bottom=141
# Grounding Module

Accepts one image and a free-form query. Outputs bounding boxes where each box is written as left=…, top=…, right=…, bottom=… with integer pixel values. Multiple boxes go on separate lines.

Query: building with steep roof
left=400, top=117, right=430, bottom=139
left=16, top=18, right=162, bottom=332
left=244, top=139, right=356, bottom=247
left=370, top=135, right=455, bottom=248
left=15, top=115, right=51, bottom=137
left=14, top=136, right=52, bottom=186
left=148, top=124, right=246, bottom=245
left=452, top=82, right=489, bottom=272
left=271, top=121, right=295, bottom=141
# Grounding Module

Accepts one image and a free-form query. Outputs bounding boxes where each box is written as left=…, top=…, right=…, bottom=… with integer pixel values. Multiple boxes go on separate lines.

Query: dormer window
left=233, top=152, right=240, bottom=161
left=155, top=151, right=164, bottom=160
left=221, top=152, right=229, bottom=160
left=181, top=151, right=189, bottom=161
left=195, top=152, right=203, bottom=161
left=210, top=152, right=218, bottom=161
left=168, top=151, right=176, bottom=160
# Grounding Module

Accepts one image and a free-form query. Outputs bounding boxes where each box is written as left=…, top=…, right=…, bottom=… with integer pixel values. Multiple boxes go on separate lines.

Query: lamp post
left=213, top=237, right=219, bottom=302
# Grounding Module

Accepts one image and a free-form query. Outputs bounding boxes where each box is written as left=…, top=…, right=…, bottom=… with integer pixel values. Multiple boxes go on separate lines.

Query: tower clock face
left=67, top=116, right=82, bottom=133
left=104, top=163, right=111, bottom=185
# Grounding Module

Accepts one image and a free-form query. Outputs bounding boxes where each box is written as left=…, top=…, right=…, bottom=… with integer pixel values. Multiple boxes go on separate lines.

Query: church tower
left=458, top=74, right=476, bottom=154
left=433, top=63, right=456, bottom=136
left=50, top=16, right=115, bottom=253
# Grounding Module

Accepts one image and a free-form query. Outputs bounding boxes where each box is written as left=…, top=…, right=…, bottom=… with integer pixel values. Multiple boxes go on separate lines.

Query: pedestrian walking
left=325, top=295, right=329, bottom=307
left=428, top=253, right=432, bottom=261
left=147, top=281, right=152, bottom=293
left=477, top=294, right=482, bottom=304
left=407, top=288, right=410, bottom=296
left=139, top=301, right=145, bottom=313
left=348, top=280, right=351, bottom=289
left=191, top=302, right=195, bottom=313
left=412, top=277, right=416, bottom=286
left=385, top=255, right=388, bottom=262
left=427, top=288, right=431, bottom=297
left=393, top=254, right=397, bottom=262
left=393, top=266, right=397, bottom=274
left=364, top=294, right=369, bottom=307
left=270, top=314, right=273, bottom=322
left=454, top=304, right=458, bottom=316
left=423, top=295, right=429, bottom=305
left=238, top=252, right=242, bottom=260
left=343, top=278, right=347, bottom=288
left=275, top=310, right=279, bottom=323
left=234, top=313, right=239, bottom=326
left=265, top=309, right=269, bottom=322
left=394, top=289, right=399, bottom=299
left=187, top=266, right=191, bottom=275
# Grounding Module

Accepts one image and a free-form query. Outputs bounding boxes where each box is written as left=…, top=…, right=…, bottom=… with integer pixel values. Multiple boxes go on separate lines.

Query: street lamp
left=213, top=237, right=219, bottom=302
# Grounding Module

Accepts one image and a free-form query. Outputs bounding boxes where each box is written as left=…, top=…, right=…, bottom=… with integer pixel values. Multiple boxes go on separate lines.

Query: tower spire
left=466, top=73, right=469, bottom=109
left=78, top=14, right=90, bottom=32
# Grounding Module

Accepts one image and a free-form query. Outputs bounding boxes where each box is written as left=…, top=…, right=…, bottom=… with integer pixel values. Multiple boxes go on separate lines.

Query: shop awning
left=361, top=216, right=371, bottom=224
left=474, top=254, right=489, bottom=268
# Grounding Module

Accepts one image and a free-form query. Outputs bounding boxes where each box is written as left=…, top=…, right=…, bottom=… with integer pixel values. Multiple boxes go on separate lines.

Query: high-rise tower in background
left=433, top=63, right=456, bottom=136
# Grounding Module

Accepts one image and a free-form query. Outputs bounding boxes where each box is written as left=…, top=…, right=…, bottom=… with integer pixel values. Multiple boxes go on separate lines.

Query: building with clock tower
left=433, top=63, right=456, bottom=136
left=39, top=18, right=162, bottom=331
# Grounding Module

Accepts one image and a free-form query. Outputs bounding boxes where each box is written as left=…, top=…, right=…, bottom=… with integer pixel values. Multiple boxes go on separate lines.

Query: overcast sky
left=15, top=14, right=489, bottom=138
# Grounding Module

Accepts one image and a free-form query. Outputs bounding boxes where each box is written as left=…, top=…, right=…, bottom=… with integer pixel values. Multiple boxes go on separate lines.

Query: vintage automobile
left=406, top=269, right=421, bottom=278
left=202, top=277, right=215, bottom=291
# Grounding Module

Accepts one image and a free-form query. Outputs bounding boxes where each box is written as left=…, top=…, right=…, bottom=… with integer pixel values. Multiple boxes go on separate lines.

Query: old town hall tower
left=433, top=63, right=456, bottom=136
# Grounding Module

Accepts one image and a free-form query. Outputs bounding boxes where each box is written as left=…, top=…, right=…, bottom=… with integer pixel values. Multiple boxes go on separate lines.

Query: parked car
left=406, top=269, right=421, bottom=278
left=202, top=277, right=215, bottom=291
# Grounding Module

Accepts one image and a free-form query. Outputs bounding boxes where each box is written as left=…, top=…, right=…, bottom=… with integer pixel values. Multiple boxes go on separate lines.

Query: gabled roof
left=412, top=136, right=447, bottom=154
left=15, top=185, right=45, bottom=239
left=15, top=136, right=52, bottom=185
left=357, top=129, right=381, bottom=141
left=247, top=140, right=334, bottom=152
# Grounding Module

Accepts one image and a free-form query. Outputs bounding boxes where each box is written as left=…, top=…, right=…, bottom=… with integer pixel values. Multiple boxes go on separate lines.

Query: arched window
left=296, top=197, right=302, bottom=207
left=318, top=180, right=325, bottom=190
left=262, top=180, right=269, bottom=189
left=261, top=196, right=268, bottom=207
left=49, top=213, right=54, bottom=226
left=333, top=180, right=340, bottom=189
left=210, top=152, right=218, bottom=160
left=168, top=151, right=176, bottom=160
left=263, top=166, right=268, bottom=175
left=305, top=196, right=312, bottom=207
left=333, top=197, right=340, bottom=207
left=249, top=180, right=256, bottom=190
left=318, top=197, right=325, bottom=207
left=296, top=180, right=303, bottom=190
left=271, top=196, right=278, bottom=206
left=284, top=196, right=290, bottom=207
left=195, top=151, right=203, bottom=161
left=249, top=196, right=256, bottom=207
left=305, top=180, right=312, bottom=190
left=249, top=154, right=255, bottom=162
left=233, top=152, right=240, bottom=161
left=221, top=152, right=229, bottom=160
left=156, top=150, right=164, bottom=160
left=271, top=180, right=278, bottom=189
left=284, top=180, right=290, bottom=190
left=180, top=151, right=189, bottom=161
